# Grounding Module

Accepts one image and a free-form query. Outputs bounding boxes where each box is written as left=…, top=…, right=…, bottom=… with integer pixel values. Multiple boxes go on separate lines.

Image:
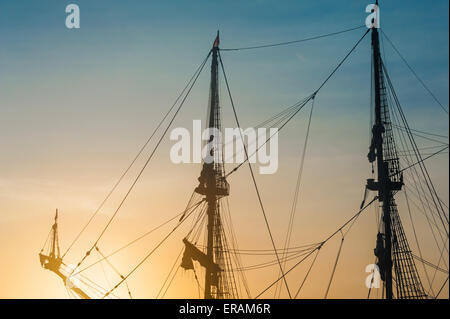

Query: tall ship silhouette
left=39, top=2, right=449, bottom=299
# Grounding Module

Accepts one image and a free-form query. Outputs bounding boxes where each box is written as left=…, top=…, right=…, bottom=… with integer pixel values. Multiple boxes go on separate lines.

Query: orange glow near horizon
left=0, top=145, right=448, bottom=298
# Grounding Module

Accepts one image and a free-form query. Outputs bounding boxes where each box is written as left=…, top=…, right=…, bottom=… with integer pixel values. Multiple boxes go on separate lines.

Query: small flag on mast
left=213, top=32, right=220, bottom=48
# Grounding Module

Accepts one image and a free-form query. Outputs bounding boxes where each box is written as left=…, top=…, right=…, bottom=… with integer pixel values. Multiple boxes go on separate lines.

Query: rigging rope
left=222, top=198, right=251, bottom=297
left=404, top=190, right=436, bottom=295
left=324, top=234, right=345, bottom=298
left=404, top=184, right=448, bottom=242
left=435, top=276, right=449, bottom=299
left=224, top=95, right=314, bottom=178
left=156, top=196, right=205, bottom=298
left=231, top=246, right=321, bottom=272
left=161, top=263, right=181, bottom=298
left=220, top=25, right=365, bottom=51
left=215, top=30, right=369, bottom=298
left=381, top=30, right=449, bottom=116
left=225, top=242, right=321, bottom=253
left=71, top=199, right=205, bottom=276
left=62, top=51, right=212, bottom=259
left=95, top=246, right=133, bottom=298
left=430, top=236, right=450, bottom=289
left=40, top=228, right=52, bottom=253
left=73, top=50, right=212, bottom=272
left=412, top=254, right=449, bottom=275
left=383, top=62, right=450, bottom=233
left=393, top=126, right=449, bottom=146
left=219, top=50, right=293, bottom=298
left=293, top=248, right=321, bottom=298
left=395, top=146, right=449, bottom=177
left=383, top=62, right=447, bottom=298
left=391, top=124, right=448, bottom=140
left=315, top=29, right=370, bottom=93
left=389, top=92, right=449, bottom=252
left=225, top=29, right=370, bottom=178
left=254, top=196, right=378, bottom=298
left=275, top=97, right=315, bottom=298
left=156, top=246, right=184, bottom=299
left=101, top=197, right=204, bottom=298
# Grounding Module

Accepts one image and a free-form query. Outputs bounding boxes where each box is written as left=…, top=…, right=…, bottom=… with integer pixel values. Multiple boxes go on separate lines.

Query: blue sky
left=1, top=0, right=447, bottom=174
left=0, top=0, right=448, bottom=222
left=0, top=0, right=448, bottom=124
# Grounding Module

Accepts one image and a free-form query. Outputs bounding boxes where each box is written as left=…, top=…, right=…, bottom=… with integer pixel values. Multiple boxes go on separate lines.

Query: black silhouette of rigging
left=367, top=21, right=426, bottom=299
left=39, top=2, right=449, bottom=299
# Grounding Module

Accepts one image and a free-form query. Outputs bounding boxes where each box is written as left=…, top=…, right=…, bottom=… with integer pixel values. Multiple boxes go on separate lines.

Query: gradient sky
left=0, top=0, right=448, bottom=299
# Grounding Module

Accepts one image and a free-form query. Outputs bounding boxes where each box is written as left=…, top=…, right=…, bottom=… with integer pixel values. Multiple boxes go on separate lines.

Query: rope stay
left=223, top=198, right=252, bottom=297
left=435, top=276, right=449, bottom=299
left=324, top=233, right=345, bottom=299
left=254, top=196, right=378, bottom=299
left=377, top=50, right=448, bottom=298
left=71, top=198, right=205, bottom=277
left=95, top=246, right=133, bottom=299
left=404, top=190, right=436, bottom=296
left=395, top=146, right=449, bottom=177
left=63, top=51, right=213, bottom=259
left=72, top=50, right=212, bottom=273
left=293, top=248, right=321, bottom=299
left=227, top=245, right=321, bottom=272
left=381, top=30, right=449, bottom=116
left=389, top=88, right=449, bottom=246
left=156, top=246, right=184, bottom=299
left=225, top=29, right=370, bottom=179
left=275, top=97, right=315, bottom=298
left=219, top=49, right=293, bottom=298
left=102, top=198, right=206, bottom=298
left=391, top=124, right=448, bottom=140
left=217, top=30, right=370, bottom=299
left=220, top=25, right=365, bottom=51
left=383, top=61, right=449, bottom=236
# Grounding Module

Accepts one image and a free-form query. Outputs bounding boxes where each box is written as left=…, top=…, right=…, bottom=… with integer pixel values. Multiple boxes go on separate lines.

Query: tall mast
left=204, top=31, right=221, bottom=300
left=368, top=1, right=426, bottom=299
left=192, top=31, right=232, bottom=299
left=369, top=5, right=394, bottom=298
left=39, top=210, right=91, bottom=299
left=51, top=209, right=60, bottom=259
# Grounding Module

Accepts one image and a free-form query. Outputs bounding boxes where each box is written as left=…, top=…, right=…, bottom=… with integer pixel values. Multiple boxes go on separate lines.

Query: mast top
left=213, top=31, right=220, bottom=48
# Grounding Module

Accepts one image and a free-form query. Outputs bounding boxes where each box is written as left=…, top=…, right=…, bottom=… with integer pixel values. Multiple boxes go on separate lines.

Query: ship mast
left=368, top=1, right=426, bottom=299
left=185, top=31, right=233, bottom=299
left=39, top=210, right=91, bottom=299
left=204, top=31, right=222, bottom=299
left=204, top=31, right=231, bottom=299
left=369, top=2, right=394, bottom=298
